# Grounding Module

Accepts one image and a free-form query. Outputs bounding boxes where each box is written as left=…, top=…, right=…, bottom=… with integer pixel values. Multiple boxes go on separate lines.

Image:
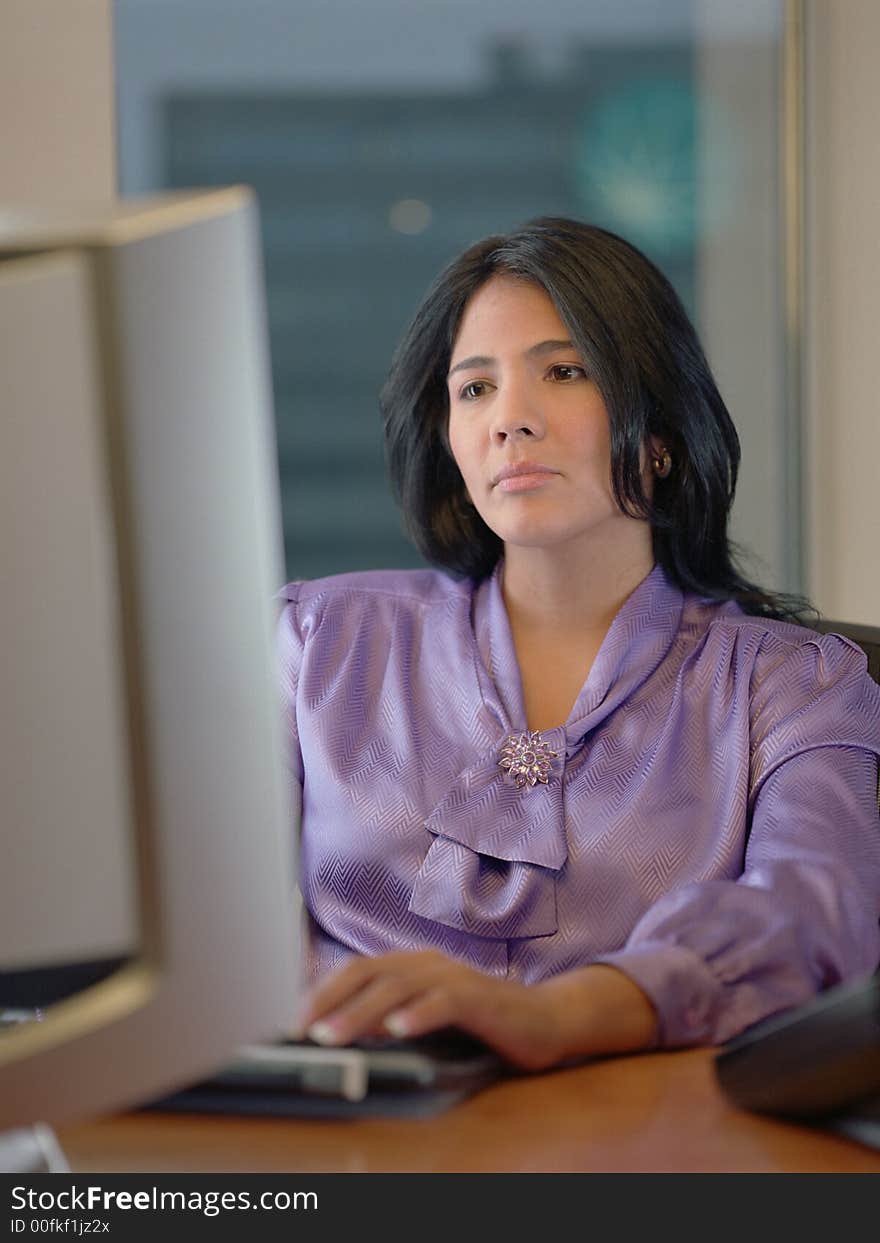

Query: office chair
left=812, top=618, right=880, bottom=686
left=813, top=618, right=880, bottom=813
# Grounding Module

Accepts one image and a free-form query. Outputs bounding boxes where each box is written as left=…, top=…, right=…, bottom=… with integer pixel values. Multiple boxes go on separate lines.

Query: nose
left=488, top=385, right=545, bottom=444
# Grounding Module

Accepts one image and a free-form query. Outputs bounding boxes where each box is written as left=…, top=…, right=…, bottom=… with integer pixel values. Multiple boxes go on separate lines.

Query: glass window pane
left=115, top=0, right=793, bottom=589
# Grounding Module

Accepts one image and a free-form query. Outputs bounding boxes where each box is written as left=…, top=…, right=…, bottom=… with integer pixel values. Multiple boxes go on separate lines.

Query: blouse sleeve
left=595, top=632, right=880, bottom=1047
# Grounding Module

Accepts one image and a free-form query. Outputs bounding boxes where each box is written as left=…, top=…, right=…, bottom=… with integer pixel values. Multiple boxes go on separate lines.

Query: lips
left=492, top=461, right=558, bottom=487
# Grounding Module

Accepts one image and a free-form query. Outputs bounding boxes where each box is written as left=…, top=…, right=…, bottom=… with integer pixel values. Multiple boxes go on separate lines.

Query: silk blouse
left=277, top=561, right=880, bottom=1046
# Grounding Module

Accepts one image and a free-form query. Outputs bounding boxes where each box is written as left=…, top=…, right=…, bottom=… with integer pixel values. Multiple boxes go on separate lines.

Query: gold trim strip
left=0, top=965, right=157, bottom=1068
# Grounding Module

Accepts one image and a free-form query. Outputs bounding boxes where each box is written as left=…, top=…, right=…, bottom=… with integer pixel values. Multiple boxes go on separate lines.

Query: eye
left=458, top=379, right=494, bottom=401
left=547, top=364, right=587, bottom=382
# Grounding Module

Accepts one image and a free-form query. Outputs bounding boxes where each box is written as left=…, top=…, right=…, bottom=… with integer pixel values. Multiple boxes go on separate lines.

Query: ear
left=647, top=437, right=672, bottom=481
left=639, top=437, right=660, bottom=474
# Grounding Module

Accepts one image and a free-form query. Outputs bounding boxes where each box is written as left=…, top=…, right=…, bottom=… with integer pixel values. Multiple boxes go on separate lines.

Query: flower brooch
left=498, top=730, right=558, bottom=789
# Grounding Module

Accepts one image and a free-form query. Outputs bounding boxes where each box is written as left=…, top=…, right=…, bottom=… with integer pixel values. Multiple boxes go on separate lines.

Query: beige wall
left=0, top=0, right=116, bottom=201
left=696, top=21, right=793, bottom=595
left=804, top=0, right=880, bottom=624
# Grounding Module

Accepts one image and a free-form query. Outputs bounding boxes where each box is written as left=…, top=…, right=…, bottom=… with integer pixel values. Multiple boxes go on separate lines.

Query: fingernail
left=307, top=1021, right=341, bottom=1045
left=384, top=1011, right=410, bottom=1038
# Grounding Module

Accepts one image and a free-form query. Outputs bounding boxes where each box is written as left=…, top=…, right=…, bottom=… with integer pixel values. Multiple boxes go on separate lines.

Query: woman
left=280, top=218, right=880, bottom=1070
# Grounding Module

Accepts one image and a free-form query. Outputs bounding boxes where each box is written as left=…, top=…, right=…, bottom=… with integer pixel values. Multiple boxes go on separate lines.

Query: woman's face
left=446, top=274, right=649, bottom=557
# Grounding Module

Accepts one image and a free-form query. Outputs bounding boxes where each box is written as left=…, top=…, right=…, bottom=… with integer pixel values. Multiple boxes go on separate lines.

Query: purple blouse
left=277, top=562, right=880, bottom=1046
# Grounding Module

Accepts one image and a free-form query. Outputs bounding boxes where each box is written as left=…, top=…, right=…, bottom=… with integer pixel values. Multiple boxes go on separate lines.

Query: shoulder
left=277, top=567, right=471, bottom=637
left=679, top=593, right=869, bottom=679
left=275, top=567, right=475, bottom=700
left=678, top=595, right=880, bottom=755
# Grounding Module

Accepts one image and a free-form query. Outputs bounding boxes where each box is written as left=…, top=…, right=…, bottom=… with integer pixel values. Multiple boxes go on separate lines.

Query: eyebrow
left=447, top=339, right=577, bottom=378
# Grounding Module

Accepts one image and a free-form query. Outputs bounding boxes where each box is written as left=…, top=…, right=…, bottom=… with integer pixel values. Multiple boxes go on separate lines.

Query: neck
left=500, top=528, right=655, bottom=638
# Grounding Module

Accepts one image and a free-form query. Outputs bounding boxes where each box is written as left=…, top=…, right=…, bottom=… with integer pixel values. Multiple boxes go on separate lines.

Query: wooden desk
left=57, top=1048, right=880, bottom=1173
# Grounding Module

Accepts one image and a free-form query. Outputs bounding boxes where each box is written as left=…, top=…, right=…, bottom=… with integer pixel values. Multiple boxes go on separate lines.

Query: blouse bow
left=408, top=726, right=568, bottom=939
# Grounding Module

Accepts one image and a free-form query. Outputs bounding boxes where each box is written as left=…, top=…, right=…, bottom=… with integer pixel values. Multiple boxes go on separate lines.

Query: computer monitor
left=0, top=188, right=301, bottom=1132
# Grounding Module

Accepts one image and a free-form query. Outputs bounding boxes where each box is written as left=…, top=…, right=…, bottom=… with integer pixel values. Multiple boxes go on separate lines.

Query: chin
left=496, top=525, right=591, bottom=550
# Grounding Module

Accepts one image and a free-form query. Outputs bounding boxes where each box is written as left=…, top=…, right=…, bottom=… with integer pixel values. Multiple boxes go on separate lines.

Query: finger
left=306, top=974, right=429, bottom=1046
left=383, top=986, right=457, bottom=1040
left=384, top=979, right=515, bottom=1046
left=297, top=956, right=388, bottom=1030
left=298, top=950, right=448, bottom=1031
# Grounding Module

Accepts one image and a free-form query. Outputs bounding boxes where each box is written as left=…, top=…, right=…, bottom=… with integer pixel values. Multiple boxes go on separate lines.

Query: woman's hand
left=298, top=950, right=564, bottom=1070
left=297, top=950, right=658, bottom=1071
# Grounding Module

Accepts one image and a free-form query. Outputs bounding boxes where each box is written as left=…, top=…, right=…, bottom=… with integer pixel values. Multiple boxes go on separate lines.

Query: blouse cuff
left=594, top=942, right=729, bottom=1047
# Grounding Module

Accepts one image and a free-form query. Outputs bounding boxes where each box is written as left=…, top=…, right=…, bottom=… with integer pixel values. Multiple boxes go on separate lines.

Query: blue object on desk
left=146, top=1030, right=505, bottom=1119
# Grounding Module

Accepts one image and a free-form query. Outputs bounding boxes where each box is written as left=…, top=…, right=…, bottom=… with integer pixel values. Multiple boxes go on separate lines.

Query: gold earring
left=651, top=447, right=672, bottom=479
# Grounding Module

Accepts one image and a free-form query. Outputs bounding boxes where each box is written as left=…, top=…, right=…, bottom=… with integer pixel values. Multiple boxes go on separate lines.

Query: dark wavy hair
left=382, top=217, right=810, bottom=621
